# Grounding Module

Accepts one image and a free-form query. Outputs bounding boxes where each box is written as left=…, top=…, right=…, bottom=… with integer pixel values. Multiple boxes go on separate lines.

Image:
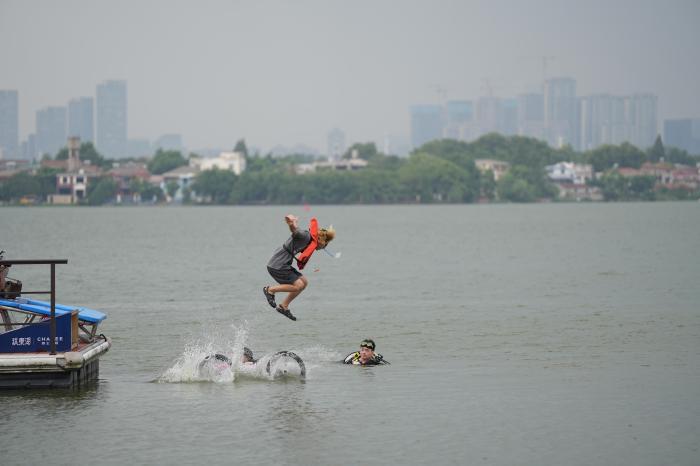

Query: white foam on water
left=157, top=321, right=250, bottom=383
left=157, top=320, right=345, bottom=383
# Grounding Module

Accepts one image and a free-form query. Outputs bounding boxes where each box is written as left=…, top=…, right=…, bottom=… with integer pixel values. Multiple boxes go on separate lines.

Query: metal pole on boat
left=50, top=263, right=56, bottom=355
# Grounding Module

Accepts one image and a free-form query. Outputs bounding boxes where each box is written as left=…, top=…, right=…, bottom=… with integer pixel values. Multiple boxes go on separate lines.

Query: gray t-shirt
left=267, top=230, right=312, bottom=270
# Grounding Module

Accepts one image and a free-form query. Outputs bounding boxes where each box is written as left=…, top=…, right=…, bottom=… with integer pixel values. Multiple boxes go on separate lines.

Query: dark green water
left=1, top=203, right=698, bottom=465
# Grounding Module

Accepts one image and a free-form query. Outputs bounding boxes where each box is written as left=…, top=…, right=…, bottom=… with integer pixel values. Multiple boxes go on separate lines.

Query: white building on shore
left=545, top=162, right=593, bottom=185
left=190, top=151, right=246, bottom=175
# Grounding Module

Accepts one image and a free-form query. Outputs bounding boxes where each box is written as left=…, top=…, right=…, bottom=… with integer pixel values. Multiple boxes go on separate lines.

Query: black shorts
left=267, top=266, right=303, bottom=285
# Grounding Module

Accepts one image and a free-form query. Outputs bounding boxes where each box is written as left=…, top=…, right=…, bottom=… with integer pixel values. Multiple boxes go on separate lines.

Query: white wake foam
left=156, top=322, right=344, bottom=383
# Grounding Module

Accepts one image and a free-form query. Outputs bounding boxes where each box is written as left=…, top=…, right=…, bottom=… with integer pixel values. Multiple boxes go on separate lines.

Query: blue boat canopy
left=0, top=298, right=106, bottom=324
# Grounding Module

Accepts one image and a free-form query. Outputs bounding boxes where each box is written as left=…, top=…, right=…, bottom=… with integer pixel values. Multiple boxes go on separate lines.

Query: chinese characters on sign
left=10, top=336, right=64, bottom=346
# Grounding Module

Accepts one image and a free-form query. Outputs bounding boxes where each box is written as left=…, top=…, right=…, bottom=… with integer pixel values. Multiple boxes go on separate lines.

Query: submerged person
left=241, top=347, right=256, bottom=365
left=198, top=347, right=256, bottom=374
left=263, top=214, right=335, bottom=321
left=342, top=338, right=389, bottom=366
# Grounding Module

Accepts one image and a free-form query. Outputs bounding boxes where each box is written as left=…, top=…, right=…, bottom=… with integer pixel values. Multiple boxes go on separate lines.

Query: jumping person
left=263, top=214, right=335, bottom=321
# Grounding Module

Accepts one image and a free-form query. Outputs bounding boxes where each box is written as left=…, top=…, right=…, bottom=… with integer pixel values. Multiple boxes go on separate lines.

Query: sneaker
left=263, top=286, right=276, bottom=308
left=276, top=305, right=297, bottom=321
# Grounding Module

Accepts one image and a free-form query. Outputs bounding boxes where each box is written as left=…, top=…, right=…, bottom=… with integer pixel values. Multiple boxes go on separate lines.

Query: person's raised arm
left=285, top=214, right=299, bottom=234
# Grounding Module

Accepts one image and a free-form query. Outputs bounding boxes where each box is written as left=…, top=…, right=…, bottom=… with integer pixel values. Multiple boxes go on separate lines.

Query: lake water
left=1, top=203, right=699, bottom=465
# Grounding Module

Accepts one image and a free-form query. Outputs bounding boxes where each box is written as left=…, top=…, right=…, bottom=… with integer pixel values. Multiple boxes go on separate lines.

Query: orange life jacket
left=296, top=217, right=318, bottom=270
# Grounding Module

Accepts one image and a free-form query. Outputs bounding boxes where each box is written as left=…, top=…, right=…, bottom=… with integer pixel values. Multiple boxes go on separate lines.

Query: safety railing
left=0, top=259, right=68, bottom=355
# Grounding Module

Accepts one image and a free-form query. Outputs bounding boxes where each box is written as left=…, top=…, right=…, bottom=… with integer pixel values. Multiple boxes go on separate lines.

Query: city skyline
left=1, top=1, right=699, bottom=155
left=1, top=74, right=695, bottom=159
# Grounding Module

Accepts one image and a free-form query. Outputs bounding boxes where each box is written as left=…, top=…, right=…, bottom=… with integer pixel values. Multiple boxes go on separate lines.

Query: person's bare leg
left=280, top=276, right=308, bottom=309
left=268, top=284, right=297, bottom=294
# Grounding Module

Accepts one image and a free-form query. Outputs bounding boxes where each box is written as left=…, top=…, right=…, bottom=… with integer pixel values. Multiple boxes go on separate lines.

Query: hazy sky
left=1, top=0, right=699, bottom=154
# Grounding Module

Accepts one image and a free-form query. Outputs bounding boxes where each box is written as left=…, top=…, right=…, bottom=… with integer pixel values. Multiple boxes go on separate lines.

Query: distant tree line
left=190, top=134, right=699, bottom=204
left=1, top=134, right=699, bottom=205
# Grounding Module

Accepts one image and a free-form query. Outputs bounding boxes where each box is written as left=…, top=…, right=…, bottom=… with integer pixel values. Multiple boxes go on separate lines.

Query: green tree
left=354, top=170, right=404, bottom=203
left=35, top=167, right=61, bottom=199
left=182, top=186, right=192, bottom=204
left=86, top=178, right=117, bottom=205
left=230, top=171, right=287, bottom=204
left=129, top=178, right=164, bottom=203
left=497, top=172, right=537, bottom=202
left=165, top=180, right=179, bottom=199
left=343, top=142, right=379, bottom=161
left=597, top=172, right=656, bottom=201
left=191, top=168, right=237, bottom=204
left=234, top=139, right=249, bottom=158
left=586, top=143, right=646, bottom=171
left=629, top=175, right=656, bottom=200
left=366, top=153, right=405, bottom=171
left=56, top=142, right=107, bottom=167
left=481, top=169, right=496, bottom=200
left=416, top=139, right=473, bottom=165
left=398, top=152, right=477, bottom=203
left=147, top=149, right=187, bottom=175
left=666, top=147, right=699, bottom=166
left=0, top=172, right=41, bottom=201
left=648, top=135, right=665, bottom=162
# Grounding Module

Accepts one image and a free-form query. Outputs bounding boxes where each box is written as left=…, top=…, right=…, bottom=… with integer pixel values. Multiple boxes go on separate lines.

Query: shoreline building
left=96, top=80, right=127, bottom=158
left=0, top=90, right=19, bottom=159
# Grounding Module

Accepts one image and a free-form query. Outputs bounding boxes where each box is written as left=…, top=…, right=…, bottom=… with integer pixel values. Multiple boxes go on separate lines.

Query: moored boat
left=0, top=258, right=111, bottom=389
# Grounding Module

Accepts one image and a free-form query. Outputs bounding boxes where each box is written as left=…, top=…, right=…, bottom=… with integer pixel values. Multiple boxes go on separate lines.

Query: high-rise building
left=499, top=98, right=518, bottom=136
left=68, top=97, right=94, bottom=143
left=517, top=93, right=544, bottom=140
left=444, top=100, right=473, bottom=140
left=20, top=134, right=38, bottom=160
left=36, top=106, right=67, bottom=157
left=664, top=118, right=700, bottom=155
left=410, top=105, right=443, bottom=148
left=476, top=96, right=501, bottom=138
left=544, top=77, right=577, bottom=148
left=96, top=80, right=127, bottom=158
left=625, top=93, right=657, bottom=150
left=327, top=128, right=346, bottom=160
left=0, top=90, right=19, bottom=158
left=579, top=94, right=622, bottom=150
left=127, top=139, right=152, bottom=158
left=578, top=93, right=657, bottom=151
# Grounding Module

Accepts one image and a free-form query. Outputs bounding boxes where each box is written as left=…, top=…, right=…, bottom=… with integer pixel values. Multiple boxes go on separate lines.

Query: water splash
left=156, top=321, right=344, bottom=383
left=157, top=322, right=250, bottom=383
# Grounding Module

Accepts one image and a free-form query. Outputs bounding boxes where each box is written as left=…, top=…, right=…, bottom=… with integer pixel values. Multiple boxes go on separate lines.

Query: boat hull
left=0, top=337, right=111, bottom=389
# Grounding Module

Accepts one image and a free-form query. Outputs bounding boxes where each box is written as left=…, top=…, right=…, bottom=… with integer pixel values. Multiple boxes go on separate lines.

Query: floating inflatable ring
left=266, top=351, right=306, bottom=378
left=198, top=353, right=232, bottom=374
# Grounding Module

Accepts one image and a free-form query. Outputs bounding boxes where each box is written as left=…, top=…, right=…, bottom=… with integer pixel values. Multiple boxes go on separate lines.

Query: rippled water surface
left=1, top=204, right=699, bottom=465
